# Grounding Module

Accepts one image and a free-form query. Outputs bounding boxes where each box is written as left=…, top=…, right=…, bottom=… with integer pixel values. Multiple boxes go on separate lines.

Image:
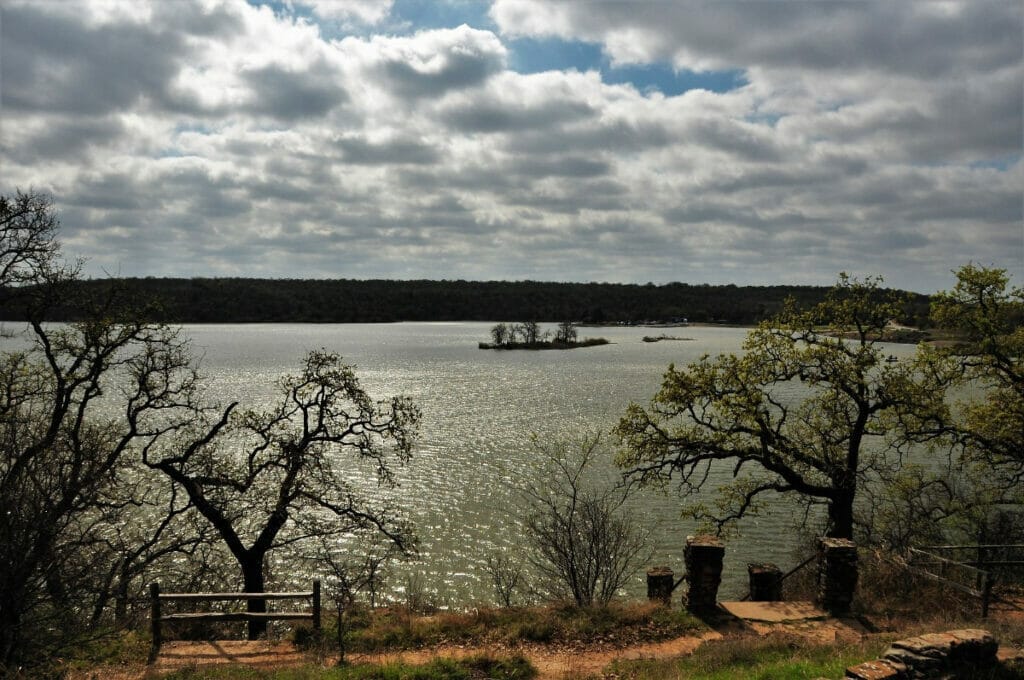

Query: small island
left=479, top=321, right=610, bottom=350
left=642, top=334, right=694, bottom=343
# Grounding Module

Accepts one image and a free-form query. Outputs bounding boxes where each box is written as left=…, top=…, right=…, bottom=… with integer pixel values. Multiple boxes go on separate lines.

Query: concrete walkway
left=719, top=600, right=829, bottom=623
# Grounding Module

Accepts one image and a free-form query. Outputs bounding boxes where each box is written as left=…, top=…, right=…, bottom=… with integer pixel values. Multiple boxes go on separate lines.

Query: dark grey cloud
left=493, top=1, right=1022, bottom=80
left=11, top=117, right=127, bottom=162
left=379, top=41, right=504, bottom=99
left=336, top=135, right=441, bottom=165
left=442, top=98, right=595, bottom=133
left=242, top=63, right=348, bottom=120
left=506, top=118, right=673, bottom=155
left=510, top=156, right=610, bottom=179
left=0, top=4, right=189, bottom=115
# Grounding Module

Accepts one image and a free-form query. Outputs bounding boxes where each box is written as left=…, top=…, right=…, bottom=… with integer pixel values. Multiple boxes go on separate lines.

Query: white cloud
left=0, top=0, right=1020, bottom=292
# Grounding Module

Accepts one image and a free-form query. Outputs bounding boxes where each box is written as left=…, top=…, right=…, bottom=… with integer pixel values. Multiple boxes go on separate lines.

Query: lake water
left=180, top=321, right=920, bottom=605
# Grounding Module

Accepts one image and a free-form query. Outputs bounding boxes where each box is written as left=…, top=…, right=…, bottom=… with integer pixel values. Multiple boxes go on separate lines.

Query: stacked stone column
left=646, top=566, right=675, bottom=605
left=747, top=562, right=783, bottom=601
left=683, top=535, right=724, bottom=612
left=817, top=537, right=858, bottom=615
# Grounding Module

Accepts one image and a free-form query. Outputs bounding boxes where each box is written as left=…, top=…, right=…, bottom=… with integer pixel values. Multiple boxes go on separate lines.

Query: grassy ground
left=606, top=632, right=892, bottom=680
left=160, top=655, right=535, bottom=680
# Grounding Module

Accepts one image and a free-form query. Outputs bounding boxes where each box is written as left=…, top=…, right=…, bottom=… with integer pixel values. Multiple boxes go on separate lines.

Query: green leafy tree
left=931, top=264, right=1023, bottom=482
left=615, top=275, right=946, bottom=539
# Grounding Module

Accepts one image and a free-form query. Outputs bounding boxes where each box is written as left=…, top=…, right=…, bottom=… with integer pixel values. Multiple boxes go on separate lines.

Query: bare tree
left=482, top=551, right=525, bottom=607
left=490, top=323, right=509, bottom=346
left=518, top=321, right=542, bottom=345
left=145, top=350, right=420, bottom=638
left=554, top=321, right=577, bottom=344
left=523, top=433, right=651, bottom=607
left=0, top=192, right=209, bottom=668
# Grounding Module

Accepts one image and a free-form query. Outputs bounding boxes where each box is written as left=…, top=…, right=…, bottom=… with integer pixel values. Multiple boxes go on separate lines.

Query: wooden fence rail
left=905, top=548, right=995, bottom=618
left=149, top=581, right=320, bottom=662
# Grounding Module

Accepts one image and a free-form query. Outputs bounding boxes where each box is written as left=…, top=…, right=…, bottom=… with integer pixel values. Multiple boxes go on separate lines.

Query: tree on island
left=517, top=320, right=543, bottom=345
left=615, top=275, right=948, bottom=539
left=491, top=322, right=510, bottom=346
left=144, top=350, right=420, bottom=639
left=483, top=321, right=606, bottom=350
left=555, top=320, right=578, bottom=344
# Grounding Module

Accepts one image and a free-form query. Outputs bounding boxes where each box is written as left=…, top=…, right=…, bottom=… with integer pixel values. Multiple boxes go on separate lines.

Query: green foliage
left=862, top=265, right=1024, bottom=551
left=932, top=264, right=1024, bottom=480
left=615, top=274, right=948, bottom=539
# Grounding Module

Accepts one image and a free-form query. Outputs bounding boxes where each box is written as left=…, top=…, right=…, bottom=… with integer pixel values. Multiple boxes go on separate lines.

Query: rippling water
left=180, top=321, right=923, bottom=604
left=4, top=321, right=922, bottom=604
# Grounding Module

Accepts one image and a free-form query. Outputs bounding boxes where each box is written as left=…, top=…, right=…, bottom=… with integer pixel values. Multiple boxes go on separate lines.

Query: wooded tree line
left=0, top=274, right=933, bottom=326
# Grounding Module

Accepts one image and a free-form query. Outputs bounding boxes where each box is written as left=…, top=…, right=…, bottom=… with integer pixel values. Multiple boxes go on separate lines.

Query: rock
left=845, top=658, right=906, bottom=679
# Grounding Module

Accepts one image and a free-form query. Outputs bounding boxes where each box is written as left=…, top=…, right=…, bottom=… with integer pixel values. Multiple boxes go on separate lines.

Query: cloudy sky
left=1, top=0, right=1021, bottom=292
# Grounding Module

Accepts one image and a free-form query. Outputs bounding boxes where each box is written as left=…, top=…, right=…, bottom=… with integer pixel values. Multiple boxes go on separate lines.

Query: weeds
left=302, top=601, right=704, bottom=654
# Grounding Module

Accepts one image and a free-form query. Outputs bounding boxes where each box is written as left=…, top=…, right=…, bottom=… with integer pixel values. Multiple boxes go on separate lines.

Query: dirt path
left=345, top=631, right=723, bottom=679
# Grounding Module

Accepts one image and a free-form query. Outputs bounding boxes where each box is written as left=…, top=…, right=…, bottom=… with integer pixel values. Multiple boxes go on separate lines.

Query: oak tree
left=145, top=350, right=420, bottom=638
left=615, top=275, right=946, bottom=539
left=931, top=264, right=1023, bottom=482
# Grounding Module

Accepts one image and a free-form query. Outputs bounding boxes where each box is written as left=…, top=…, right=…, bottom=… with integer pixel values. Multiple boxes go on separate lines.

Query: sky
left=1, top=0, right=1021, bottom=293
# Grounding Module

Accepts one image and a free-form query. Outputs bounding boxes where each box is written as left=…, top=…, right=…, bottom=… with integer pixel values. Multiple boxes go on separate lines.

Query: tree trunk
left=827, top=492, right=855, bottom=539
left=114, top=560, right=130, bottom=626
left=241, top=555, right=267, bottom=640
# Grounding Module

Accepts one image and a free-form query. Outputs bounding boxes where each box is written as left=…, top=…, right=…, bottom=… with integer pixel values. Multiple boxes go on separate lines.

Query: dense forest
left=0, top=277, right=933, bottom=325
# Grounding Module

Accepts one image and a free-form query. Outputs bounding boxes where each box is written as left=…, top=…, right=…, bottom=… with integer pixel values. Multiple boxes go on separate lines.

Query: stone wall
left=845, top=629, right=998, bottom=679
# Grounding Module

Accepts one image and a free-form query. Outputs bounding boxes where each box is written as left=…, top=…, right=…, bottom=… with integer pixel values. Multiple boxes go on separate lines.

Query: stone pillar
left=646, top=566, right=674, bottom=606
left=684, top=535, right=724, bottom=612
left=747, top=562, right=783, bottom=601
left=816, top=537, right=858, bottom=615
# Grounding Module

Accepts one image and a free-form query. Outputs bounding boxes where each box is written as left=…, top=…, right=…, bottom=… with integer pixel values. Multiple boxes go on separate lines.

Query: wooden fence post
left=312, top=580, right=321, bottom=632
left=981, top=573, right=995, bottom=619
left=149, top=583, right=161, bottom=663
